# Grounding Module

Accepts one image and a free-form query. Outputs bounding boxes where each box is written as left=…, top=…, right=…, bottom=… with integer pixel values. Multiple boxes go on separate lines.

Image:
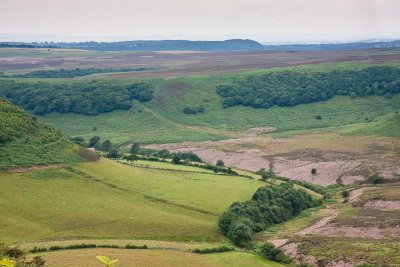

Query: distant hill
left=0, top=99, right=95, bottom=170
left=263, top=40, right=400, bottom=51
left=55, top=39, right=264, bottom=51
left=0, top=39, right=264, bottom=51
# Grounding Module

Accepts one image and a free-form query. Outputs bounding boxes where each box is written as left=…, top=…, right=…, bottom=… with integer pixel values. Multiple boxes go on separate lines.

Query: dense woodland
left=0, top=80, right=154, bottom=115
left=217, top=66, right=400, bottom=109
left=0, top=67, right=149, bottom=78
left=219, top=183, right=319, bottom=246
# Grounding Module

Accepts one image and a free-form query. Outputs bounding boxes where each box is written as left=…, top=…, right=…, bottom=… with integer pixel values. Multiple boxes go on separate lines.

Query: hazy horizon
left=1, top=0, right=399, bottom=44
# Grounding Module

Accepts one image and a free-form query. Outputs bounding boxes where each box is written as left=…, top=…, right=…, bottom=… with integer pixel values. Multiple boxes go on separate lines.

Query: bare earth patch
left=270, top=239, right=288, bottom=248
left=278, top=161, right=362, bottom=186
left=298, top=210, right=339, bottom=236
left=340, top=175, right=366, bottom=185
left=364, top=200, right=400, bottom=210
left=347, top=188, right=366, bottom=204
left=7, top=165, right=58, bottom=173
left=148, top=131, right=400, bottom=185
left=312, top=226, right=387, bottom=239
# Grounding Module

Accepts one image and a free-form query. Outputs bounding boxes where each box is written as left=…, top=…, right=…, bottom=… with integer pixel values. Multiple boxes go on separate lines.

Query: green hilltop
left=0, top=99, right=90, bottom=170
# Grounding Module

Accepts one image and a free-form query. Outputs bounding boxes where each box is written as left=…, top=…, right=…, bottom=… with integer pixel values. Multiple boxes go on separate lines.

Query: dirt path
left=298, top=209, right=339, bottom=236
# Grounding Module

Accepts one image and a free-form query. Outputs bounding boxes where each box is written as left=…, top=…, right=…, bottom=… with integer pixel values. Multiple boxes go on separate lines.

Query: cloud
left=0, top=0, right=399, bottom=42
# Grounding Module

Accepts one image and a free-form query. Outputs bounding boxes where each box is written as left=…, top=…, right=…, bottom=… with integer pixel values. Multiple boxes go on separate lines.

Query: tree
left=157, top=149, right=170, bottom=159
left=315, top=115, right=322, bottom=120
left=311, top=168, right=317, bottom=175
left=106, top=149, right=119, bottom=158
left=216, top=160, right=225, bottom=167
left=260, top=243, right=291, bottom=263
left=130, top=143, right=140, bottom=154
left=101, top=140, right=112, bottom=152
left=172, top=155, right=181, bottom=164
left=125, top=154, right=138, bottom=162
left=88, top=136, right=100, bottom=147
left=227, top=219, right=253, bottom=247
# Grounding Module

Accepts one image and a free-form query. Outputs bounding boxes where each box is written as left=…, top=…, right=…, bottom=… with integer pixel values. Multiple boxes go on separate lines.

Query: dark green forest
left=216, top=66, right=400, bottom=109
left=0, top=80, right=154, bottom=115
left=219, top=183, right=319, bottom=246
left=0, top=67, right=150, bottom=78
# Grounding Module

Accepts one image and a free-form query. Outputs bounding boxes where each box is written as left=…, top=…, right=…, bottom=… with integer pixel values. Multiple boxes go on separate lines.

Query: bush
left=125, top=244, right=147, bottom=249
left=353, top=263, right=377, bottom=267
left=183, top=105, right=205, bottom=114
left=219, top=183, right=319, bottom=246
left=106, top=149, right=120, bottom=159
left=216, top=159, right=225, bottom=166
left=311, top=168, right=317, bottom=175
left=260, top=243, right=291, bottom=264
left=342, top=190, right=350, bottom=198
left=192, top=246, right=234, bottom=254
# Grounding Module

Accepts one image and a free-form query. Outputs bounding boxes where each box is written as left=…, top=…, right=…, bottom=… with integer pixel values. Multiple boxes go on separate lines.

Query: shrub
left=183, top=105, right=205, bottom=114
left=342, top=190, right=350, bottom=198
left=125, top=244, right=147, bottom=249
left=192, top=246, right=234, bottom=254
left=311, top=168, right=317, bottom=175
left=219, top=183, right=319, bottom=246
left=353, top=263, right=377, bottom=267
left=260, top=243, right=291, bottom=264
left=106, top=149, right=120, bottom=159
left=216, top=159, right=225, bottom=166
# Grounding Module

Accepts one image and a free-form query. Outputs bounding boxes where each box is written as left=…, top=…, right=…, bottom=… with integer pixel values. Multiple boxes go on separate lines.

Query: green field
left=0, top=99, right=85, bottom=170
left=35, top=249, right=286, bottom=267
left=0, top=158, right=265, bottom=243
left=39, top=88, right=400, bottom=145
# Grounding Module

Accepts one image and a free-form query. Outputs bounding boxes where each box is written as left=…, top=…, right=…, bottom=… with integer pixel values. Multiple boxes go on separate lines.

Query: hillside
left=33, top=64, right=400, bottom=145
left=0, top=99, right=89, bottom=170
left=0, top=159, right=267, bottom=243
left=53, top=39, right=264, bottom=51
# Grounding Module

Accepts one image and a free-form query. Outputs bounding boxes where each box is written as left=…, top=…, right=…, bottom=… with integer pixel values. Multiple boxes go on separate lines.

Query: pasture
left=0, top=158, right=265, bottom=243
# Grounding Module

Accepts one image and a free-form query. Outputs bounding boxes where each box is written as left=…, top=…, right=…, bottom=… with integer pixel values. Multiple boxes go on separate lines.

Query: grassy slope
left=37, top=249, right=286, bottom=267
left=0, top=99, right=82, bottom=170
left=38, top=63, right=400, bottom=144
left=0, top=158, right=265, bottom=243
left=340, top=112, right=400, bottom=137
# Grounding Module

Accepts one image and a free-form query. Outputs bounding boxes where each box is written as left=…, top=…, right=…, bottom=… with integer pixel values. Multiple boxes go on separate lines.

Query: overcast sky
left=0, top=0, right=399, bottom=43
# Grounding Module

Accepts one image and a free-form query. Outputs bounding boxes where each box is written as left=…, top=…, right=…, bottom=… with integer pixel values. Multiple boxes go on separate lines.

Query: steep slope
left=0, top=99, right=89, bottom=170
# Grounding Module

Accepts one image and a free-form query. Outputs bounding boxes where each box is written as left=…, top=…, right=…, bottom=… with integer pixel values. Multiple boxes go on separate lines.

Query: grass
left=341, top=112, right=400, bottom=137
left=0, top=99, right=83, bottom=170
left=0, top=158, right=265, bottom=243
left=34, top=248, right=286, bottom=267
left=120, top=159, right=218, bottom=174
left=38, top=76, right=400, bottom=144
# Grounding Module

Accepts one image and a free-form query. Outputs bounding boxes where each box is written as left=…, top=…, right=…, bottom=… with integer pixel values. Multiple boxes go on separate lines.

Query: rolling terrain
left=1, top=47, right=400, bottom=267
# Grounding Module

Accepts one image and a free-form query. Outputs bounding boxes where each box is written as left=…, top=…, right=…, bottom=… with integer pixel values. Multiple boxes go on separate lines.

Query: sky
left=0, top=0, right=399, bottom=43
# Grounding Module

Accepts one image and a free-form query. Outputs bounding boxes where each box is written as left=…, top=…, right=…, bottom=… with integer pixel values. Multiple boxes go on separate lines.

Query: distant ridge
left=0, top=39, right=263, bottom=51
left=263, top=39, right=400, bottom=51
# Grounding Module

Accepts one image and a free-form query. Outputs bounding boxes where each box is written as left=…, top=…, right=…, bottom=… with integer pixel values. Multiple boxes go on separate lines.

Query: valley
left=1, top=46, right=399, bottom=267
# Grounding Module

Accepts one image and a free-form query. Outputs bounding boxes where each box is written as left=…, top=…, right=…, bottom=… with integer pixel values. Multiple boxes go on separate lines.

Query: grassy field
left=34, top=249, right=286, bottom=267
left=340, top=112, right=400, bottom=137
left=0, top=99, right=85, bottom=170
left=39, top=89, right=400, bottom=145
left=0, top=158, right=265, bottom=243
left=120, top=159, right=219, bottom=174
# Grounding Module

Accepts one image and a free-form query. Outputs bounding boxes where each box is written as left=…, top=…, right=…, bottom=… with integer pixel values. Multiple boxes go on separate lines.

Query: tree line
left=216, top=66, right=400, bottom=109
left=0, top=80, right=154, bottom=115
left=219, top=183, right=319, bottom=247
left=0, top=67, right=150, bottom=79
